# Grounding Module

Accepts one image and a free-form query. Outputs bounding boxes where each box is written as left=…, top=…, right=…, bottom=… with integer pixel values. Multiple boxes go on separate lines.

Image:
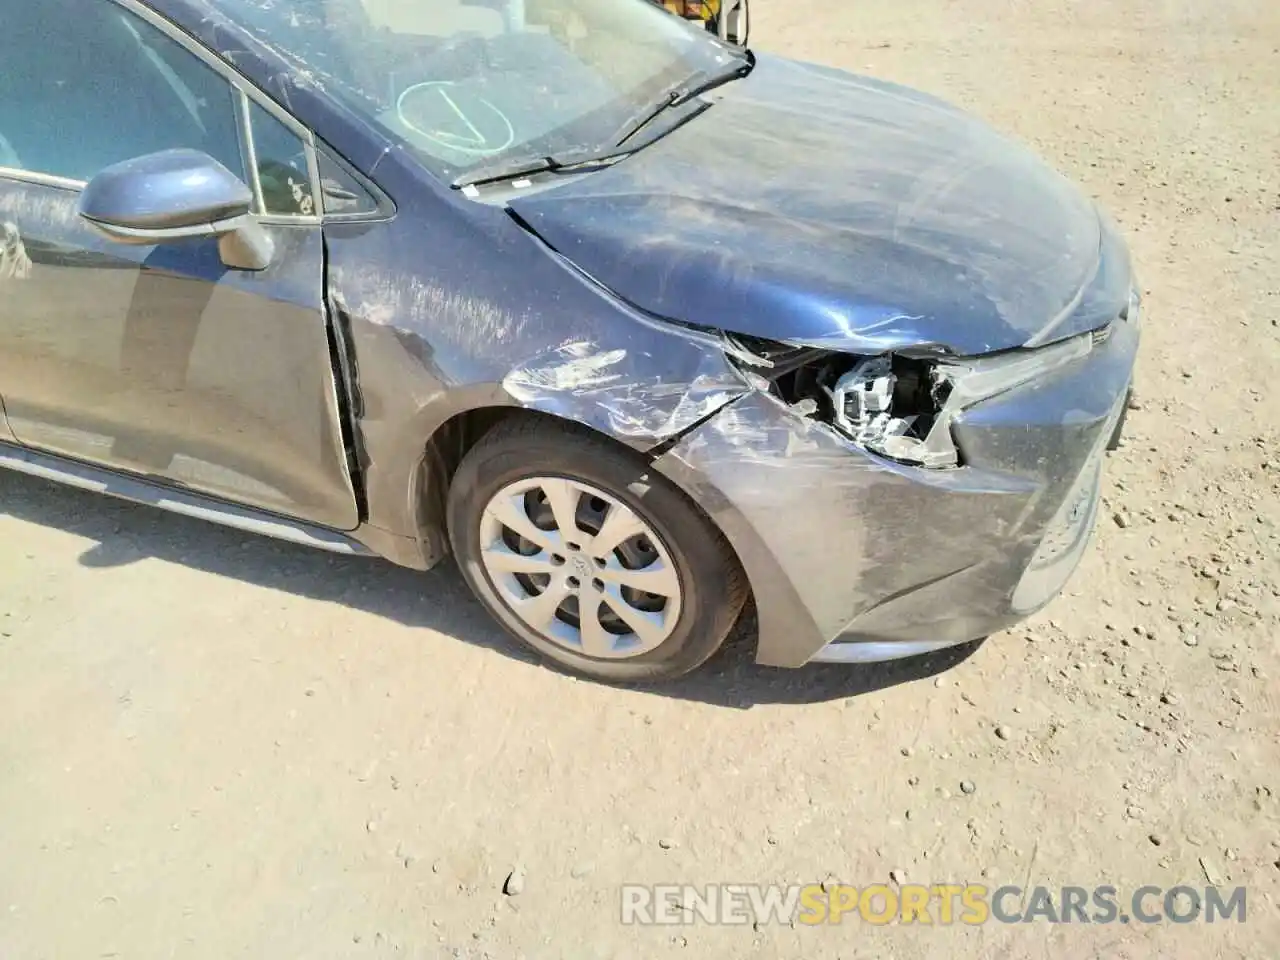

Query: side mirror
left=77, top=149, right=275, bottom=271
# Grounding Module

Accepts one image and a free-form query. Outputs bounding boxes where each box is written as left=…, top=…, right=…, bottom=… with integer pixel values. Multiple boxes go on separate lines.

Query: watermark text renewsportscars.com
left=620, top=883, right=1247, bottom=926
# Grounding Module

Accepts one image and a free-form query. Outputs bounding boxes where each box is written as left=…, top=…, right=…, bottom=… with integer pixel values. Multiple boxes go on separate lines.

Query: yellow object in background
left=660, top=1, right=721, bottom=23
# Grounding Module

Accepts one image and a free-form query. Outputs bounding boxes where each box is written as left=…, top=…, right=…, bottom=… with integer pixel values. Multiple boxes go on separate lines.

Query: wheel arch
left=413, top=406, right=754, bottom=613
left=358, top=362, right=750, bottom=581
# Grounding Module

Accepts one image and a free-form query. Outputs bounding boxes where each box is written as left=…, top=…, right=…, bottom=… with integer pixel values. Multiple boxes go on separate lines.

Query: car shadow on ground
left=1, top=469, right=981, bottom=708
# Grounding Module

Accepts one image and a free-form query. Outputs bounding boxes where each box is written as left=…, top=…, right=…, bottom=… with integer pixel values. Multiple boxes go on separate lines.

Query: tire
left=446, top=416, right=749, bottom=682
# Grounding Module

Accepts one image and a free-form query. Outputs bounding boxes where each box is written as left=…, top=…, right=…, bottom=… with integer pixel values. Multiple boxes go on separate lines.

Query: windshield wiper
left=451, top=147, right=612, bottom=189
left=451, top=52, right=754, bottom=189
left=614, top=51, right=754, bottom=149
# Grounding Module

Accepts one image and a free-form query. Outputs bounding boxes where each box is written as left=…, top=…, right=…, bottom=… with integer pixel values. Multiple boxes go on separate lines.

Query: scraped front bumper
left=652, top=295, right=1140, bottom=668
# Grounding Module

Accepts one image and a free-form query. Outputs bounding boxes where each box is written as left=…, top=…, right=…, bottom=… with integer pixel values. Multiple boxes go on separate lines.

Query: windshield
left=216, top=0, right=743, bottom=179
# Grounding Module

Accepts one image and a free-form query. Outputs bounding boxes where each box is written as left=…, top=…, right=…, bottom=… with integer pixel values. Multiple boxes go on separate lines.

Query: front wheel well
left=418, top=406, right=518, bottom=563
left=419, top=407, right=631, bottom=561
left=417, top=409, right=754, bottom=625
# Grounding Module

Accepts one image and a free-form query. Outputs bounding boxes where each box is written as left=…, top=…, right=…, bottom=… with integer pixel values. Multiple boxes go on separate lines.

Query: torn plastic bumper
left=652, top=293, right=1140, bottom=668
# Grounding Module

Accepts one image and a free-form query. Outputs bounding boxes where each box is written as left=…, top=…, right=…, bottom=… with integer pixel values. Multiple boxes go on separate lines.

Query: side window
left=0, top=0, right=244, bottom=183
left=316, top=150, right=382, bottom=218
left=247, top=100, right=317, bottom=218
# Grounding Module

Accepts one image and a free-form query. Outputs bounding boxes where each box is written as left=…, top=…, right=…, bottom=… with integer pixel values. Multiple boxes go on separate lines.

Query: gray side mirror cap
left=77, top=149, right=275, bottom=271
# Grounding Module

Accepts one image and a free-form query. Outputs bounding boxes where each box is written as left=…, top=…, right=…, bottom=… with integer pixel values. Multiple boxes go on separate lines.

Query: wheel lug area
left=566, top=541, right=581, bottom=551
left=593, top=556, right=606, bottom=568
left=551, top=554, right=565, bottom=566
left=567, top=576, right=580, bottom=590
left=592, top=578, right=604, bottom=592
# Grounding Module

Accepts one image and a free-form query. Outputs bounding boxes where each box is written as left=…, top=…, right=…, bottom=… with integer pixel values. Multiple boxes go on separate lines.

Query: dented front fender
left=501, top=336, right=751, bottom=450
left=321, top=190, right=752, bottom=563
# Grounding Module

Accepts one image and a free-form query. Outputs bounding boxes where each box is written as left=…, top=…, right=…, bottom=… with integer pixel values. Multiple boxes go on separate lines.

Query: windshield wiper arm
left=614, top=52, right=754, bottom=148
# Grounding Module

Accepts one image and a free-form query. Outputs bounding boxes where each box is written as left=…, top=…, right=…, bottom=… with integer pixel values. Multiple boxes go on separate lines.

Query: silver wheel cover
left=478, top=477, right=683, bottom=659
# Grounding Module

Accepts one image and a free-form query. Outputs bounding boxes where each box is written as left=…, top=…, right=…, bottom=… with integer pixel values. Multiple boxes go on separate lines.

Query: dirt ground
left=2, top=0, right=1279, bottom=957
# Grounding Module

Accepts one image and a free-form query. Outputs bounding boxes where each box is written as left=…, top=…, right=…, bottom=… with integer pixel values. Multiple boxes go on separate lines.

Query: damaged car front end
left=493, top=55, right=1144, bottom=670
left=495, top=174, right=1140, bottom=671
left=651, top=282, right=1139, bottom=667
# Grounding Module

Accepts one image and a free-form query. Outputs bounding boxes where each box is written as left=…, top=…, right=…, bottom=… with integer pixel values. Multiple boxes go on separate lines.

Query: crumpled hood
left=509, top=56, right=1115, bottom=356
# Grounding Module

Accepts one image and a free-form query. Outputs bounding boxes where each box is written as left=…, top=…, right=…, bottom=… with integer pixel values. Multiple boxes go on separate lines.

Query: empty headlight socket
left=721, top=331, right=1094, bottom=470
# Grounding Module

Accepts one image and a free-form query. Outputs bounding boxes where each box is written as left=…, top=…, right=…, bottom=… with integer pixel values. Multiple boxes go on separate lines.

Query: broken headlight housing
left=729, top=331, right=1094, bottom=469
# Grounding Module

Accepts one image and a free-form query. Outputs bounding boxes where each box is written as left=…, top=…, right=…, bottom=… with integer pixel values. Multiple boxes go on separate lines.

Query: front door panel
left=0, top=177, right=358, bottom=531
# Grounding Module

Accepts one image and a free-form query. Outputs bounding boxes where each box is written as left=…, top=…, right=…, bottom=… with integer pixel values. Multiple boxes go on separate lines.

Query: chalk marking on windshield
left=396, top=81, right=515, bottom=157
left=438, top=89, right=486, bottom=147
